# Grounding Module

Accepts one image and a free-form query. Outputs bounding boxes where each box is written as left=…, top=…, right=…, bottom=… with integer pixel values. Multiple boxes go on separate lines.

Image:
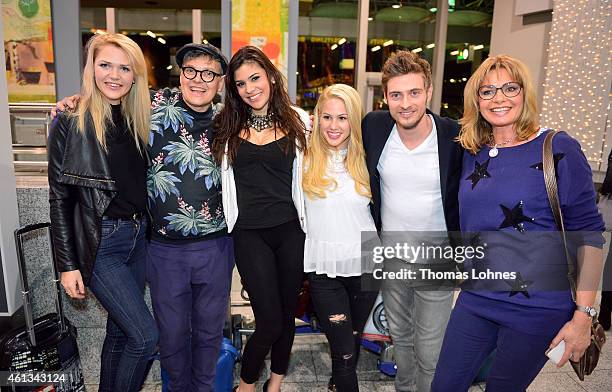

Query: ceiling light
left=450, top=50, right=459, bottom=56
left=162, top=16, right=168, bottom=20
left=429, top=7, right=437, bottom=12
left=203, top=39, right=209, bottom=44
left=371, top=45, right=381, bottom=52
left=157, top=37, right=166, bottom=44
left=450, top=79, right=456, bottom=83
left=166, top=65, right=173, bottom=70
left=368, top=17, right=373, bottom=21
left=338, top=38, right=347, bottom=45
left=392, top=4, right=402, bottom=9
left=311, top=64, right=316, bottom=68
left=146, top=31, right=156, bottom=38
left=426, top=43, right=435, bottom=49
left=473, top=44, right=484, bottom=50
left=383, top=40, right=394, bottom=47
left=411, top=47, right=423, bottom=53
left=462, top=77, right=468, bottom=82
left=331, top=44, right=338, bottom=50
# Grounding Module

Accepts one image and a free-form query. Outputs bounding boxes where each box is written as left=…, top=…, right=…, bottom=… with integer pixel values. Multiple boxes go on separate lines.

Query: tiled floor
left=87, top=270, right=612, bottom=391
left=83, top=330, right=611, bottom=392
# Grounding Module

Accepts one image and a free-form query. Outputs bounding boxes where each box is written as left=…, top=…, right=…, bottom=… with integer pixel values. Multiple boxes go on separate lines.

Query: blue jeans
left=90, top=217, right=159, bottom=392
left=382, top=261, right=453, bottom=392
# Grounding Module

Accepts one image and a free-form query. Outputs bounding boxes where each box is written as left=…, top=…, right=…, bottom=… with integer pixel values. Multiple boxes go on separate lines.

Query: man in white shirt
left=362, top=51, right=463, bottom=392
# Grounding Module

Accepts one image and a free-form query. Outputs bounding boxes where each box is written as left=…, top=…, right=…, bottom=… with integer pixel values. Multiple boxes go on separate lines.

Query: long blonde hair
left=458, top=54, right=539, bottom=154
left=74, top=33, right=150, bottom=151
left=303, top=84, right=371, bottom=199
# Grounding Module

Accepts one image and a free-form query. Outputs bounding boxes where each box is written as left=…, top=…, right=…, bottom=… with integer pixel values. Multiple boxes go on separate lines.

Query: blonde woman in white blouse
left=303, top=84, right=378, bottom=392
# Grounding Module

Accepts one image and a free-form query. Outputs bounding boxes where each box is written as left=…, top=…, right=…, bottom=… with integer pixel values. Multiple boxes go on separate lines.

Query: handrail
left=9, top=103, right=55, bottom=111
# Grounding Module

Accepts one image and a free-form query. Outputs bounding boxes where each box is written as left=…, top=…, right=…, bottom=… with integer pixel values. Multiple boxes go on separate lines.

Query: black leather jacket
left=47, top=113, right=118, bottom=286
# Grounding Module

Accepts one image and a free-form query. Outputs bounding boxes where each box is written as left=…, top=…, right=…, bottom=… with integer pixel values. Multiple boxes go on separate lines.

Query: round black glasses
left=181, top=67, right=222, bottom=83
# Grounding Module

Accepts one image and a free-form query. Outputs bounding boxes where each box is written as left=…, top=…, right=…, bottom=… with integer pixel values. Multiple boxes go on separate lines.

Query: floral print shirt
left=147, top=88, right=226, bottom=242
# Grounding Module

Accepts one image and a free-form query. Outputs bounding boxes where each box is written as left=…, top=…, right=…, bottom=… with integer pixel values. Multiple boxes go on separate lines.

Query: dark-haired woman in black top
left=213, top=46, right=310, bottom=392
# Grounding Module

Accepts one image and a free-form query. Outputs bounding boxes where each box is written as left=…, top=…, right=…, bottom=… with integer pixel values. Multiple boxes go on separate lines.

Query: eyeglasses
left=478, top=82, right=522, bottom=100
left=181, top=66, right=222, bottom=82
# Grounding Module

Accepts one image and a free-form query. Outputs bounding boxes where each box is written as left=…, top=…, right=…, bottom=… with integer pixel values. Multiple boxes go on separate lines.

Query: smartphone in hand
left=545, top=340, right=566, bottom=365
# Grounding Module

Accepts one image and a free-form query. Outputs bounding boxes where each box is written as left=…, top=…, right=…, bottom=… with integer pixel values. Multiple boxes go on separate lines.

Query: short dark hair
left=182, top=50, right=222, bottom=72
left=381, top=50, right=432, bottom=92
left=175, top=43, right=228, bottom=73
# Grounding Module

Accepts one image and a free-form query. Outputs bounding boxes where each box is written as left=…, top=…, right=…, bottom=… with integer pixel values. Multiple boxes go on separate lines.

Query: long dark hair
left=213, top=46, right=306, bottom=164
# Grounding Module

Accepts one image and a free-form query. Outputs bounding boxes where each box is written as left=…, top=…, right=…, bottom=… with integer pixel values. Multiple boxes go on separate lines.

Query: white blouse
left=304, top=150, right=378, bottom=277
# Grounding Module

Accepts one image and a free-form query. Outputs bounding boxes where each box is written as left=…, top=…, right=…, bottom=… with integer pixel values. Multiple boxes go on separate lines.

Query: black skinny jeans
left=232, top=219, right=305, bottom=384
left=309, top=273, right=378, bottom=392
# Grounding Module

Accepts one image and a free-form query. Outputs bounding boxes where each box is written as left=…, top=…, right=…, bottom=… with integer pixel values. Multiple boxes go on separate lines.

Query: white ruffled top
left=304, top=149, right=378, bottom=277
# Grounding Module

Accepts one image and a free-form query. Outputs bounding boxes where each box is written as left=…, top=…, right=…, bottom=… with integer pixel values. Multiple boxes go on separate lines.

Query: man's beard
left=395, top=109, right=425, bottom=131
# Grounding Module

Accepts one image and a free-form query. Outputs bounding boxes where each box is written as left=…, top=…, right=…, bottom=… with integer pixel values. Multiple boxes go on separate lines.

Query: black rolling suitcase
left=0, top=223, right=85, bottom=391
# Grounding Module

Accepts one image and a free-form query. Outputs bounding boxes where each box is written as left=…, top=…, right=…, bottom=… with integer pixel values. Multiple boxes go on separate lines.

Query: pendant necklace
left=247, top=109, right=275, bottom=132
left=488, top=137, right=515, bottom=158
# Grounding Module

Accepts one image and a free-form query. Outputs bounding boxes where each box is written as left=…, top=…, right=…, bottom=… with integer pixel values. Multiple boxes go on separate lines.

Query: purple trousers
left=147, top=236, right=234, bottom=392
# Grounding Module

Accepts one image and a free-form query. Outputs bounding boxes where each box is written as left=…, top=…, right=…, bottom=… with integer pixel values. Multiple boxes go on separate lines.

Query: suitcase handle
left=14, top=222, right=66, bottom=347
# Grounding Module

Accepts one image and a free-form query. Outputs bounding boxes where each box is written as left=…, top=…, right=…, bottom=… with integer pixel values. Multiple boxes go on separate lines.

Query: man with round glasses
left=147, top=43, right=234, bottom=392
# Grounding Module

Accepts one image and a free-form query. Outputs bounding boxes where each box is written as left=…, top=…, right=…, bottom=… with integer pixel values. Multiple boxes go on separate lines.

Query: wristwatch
left=575, top=305, right=597, bottom=318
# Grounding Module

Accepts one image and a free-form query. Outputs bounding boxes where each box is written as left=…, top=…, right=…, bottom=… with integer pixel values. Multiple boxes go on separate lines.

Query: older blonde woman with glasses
left=431, top=55, right=604, bottom=391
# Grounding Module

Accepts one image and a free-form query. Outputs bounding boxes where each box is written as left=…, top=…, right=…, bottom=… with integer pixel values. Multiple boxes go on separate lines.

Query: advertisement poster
left=232, top=0, right=289, bottom=78
left=2, top=0, right=56, bottom=102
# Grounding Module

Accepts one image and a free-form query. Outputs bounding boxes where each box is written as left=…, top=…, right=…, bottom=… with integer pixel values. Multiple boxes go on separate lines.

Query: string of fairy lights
left=540, top=0, right=611, bottom=168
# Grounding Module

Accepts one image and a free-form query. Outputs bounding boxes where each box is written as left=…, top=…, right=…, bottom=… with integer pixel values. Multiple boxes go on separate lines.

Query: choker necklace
left=247, top=109, right=275, bottom=132
left=328, top=148, right=348, bottom=173
left=488, top=136, right=515, bottom=158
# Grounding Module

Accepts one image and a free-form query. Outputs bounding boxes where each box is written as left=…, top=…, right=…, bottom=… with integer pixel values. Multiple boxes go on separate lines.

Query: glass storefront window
left=363, top=0, right=494, bottom=119
left=297, top=1, right=359, bottom=111
left=81, top=4, right=222, bottom=90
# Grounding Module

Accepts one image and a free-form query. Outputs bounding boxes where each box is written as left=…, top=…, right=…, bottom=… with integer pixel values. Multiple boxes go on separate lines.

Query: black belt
left=102, top=212, right=145, bottom=222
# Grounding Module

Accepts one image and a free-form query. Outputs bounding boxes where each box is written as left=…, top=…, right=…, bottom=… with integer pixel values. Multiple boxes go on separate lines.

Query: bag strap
left=542, top=130, right=578, bottom=302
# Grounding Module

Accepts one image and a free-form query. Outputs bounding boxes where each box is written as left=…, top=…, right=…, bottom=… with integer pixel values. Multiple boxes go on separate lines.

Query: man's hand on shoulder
left=50, top=94, right=81, bottom=119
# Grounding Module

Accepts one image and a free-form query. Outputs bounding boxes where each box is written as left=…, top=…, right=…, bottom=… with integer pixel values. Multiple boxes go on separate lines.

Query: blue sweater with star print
left=457, top=129, right=604, bottom=332
left=147, top=88, right=226, bottom=242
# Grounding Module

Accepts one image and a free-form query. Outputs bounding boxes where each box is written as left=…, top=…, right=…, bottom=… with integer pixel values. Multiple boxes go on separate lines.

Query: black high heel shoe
left=327, top=377, right=337, bottom=391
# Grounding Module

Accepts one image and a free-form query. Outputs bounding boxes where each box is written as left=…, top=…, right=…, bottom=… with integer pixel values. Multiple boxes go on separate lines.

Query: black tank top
left=233, top=136, right=297, bottom=229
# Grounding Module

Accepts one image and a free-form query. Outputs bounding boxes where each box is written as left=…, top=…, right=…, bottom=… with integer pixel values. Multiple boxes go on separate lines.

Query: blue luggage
left=161, top=337, right=239, bottom=391
left=473, top=349, right=496, bottom=384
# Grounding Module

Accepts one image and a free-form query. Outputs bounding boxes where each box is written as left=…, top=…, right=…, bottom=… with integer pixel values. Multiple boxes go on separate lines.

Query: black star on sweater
left=505, top=272, right=534, bottom=298
left=466, top=159, right=491, bottom=189
left=530, top=153, right=565, bottom=171
left=499, top=201, right=534, bottom=233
